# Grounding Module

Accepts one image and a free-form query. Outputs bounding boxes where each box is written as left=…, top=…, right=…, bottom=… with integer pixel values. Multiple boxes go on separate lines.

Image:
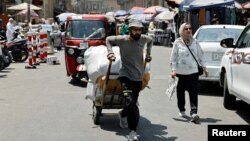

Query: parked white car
left=193, top=25, right=244, bottom=82
left=220, top=23, right=250, bottom=109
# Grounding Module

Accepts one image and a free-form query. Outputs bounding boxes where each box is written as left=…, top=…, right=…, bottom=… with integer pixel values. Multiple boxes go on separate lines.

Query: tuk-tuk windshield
left=67, top=20, right=105, bottom=39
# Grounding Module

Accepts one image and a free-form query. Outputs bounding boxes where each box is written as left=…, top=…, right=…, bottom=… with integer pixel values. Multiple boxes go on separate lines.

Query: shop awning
left=7, top=2, right=41, bottom=10
left=179, top=0, right=235, bottom=11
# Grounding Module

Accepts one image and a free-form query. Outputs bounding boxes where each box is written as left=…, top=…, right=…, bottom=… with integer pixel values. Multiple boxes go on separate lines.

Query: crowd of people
left=107, top=15, right=176, bottom=48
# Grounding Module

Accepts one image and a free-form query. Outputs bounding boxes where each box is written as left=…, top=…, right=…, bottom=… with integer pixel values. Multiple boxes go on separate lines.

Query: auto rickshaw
left=64, top=14, right=109, bottom=85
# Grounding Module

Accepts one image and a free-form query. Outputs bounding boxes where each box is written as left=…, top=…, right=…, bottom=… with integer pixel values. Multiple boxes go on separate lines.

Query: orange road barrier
left=39, top=31, right=45, bottom=63
left=32, top=32, right=39, bottom=65
left=43, top=32, right=48, bottom=61
left=25, top=31, right=36, bottom=69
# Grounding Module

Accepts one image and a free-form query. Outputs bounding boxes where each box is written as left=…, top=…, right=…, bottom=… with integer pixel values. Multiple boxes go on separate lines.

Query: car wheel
left=223, top=73, right=236, bottom=109
left=13, top=48, right=28, bottom=62
left=71, top=75, right=78, bottom=80
left=0, top=57, right=5, bottom=71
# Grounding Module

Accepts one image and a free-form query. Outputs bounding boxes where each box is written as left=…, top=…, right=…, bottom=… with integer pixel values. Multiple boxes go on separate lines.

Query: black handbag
left=184, top=42, right=204, bottom=75
left=197, top=65, right=204, bottom=75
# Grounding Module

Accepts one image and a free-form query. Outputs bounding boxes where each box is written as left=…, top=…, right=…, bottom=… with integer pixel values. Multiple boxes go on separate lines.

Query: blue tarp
left=179, top=0, right=235, bottom=11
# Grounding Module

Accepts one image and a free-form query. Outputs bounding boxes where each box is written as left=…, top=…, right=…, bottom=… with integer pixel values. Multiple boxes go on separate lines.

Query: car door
left=232, top=26, right=250, bottom=97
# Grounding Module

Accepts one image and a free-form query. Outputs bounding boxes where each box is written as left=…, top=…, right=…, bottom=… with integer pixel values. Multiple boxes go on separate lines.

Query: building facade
left=72, top=0, right=120, bottom=14
left=117, top=0, right=166, bottom=10
left=1, top=0, right=120, bottom=19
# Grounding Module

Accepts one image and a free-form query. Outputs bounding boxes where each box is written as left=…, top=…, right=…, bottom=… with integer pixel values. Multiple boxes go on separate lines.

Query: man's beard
left=130, top=33, right=141, bottom=41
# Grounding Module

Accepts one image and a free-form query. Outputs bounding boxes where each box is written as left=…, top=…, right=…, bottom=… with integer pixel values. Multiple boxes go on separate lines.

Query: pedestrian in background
left=106, top=19, right=153, bottom=141
left=116, top=19, right=123, bottom=35
left=169, top=23, right=208, bottom=122
left=211, top=18, right=219, bottom=25
left=6, top=18, right=15, bottom=41
left=120, top=18, right=129, bottom=35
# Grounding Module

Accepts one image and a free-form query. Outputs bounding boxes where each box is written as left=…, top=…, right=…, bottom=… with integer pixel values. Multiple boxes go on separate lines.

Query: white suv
left=220, top=23, right=250, bottom=109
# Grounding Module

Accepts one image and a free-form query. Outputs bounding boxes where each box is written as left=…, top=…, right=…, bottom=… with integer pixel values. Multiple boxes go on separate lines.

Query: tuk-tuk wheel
left=93, top=106, right=102, bottom=125
left=71, top=75, right=77, bottom=80
left=80, top=81, right=88, bottom=87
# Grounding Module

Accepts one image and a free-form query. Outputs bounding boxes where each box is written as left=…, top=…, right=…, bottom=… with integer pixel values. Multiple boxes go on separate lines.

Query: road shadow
left=97, top=114, right=176, bottom=141
left=198, top=83, right=250, bottom=124
left=198, top=81, right=223, bottom=96
left=0, top=70, right=11, bottom=73
left=234, top=100, right=250, bottom=124
left=173, top=115, right=222, bottom=125
left=0, top=74, right=7, bottom=78
left=68, top=79, right=87, bottom=88
left=2, top=67, right=15, bottom=70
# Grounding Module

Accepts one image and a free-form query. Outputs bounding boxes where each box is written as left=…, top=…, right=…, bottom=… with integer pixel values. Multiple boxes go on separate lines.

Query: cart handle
left=105, top=59, right=113, bottom=85
left=144, top=61, right=147, bottom=70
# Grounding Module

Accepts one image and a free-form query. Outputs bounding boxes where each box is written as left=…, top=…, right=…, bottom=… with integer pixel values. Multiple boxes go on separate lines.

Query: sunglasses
left=184, top=27, right=192, bottom=31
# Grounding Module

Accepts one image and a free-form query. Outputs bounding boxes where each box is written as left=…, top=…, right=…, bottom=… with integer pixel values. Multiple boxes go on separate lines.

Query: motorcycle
left=0, top=29, right=28, bottom=62
left=0, top=40, right=11, bottom=71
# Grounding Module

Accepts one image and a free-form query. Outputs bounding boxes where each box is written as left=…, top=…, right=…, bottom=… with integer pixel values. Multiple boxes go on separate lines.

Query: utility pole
left=27, top=0, right=31, bottom=23
left=159, top=0, right=165, bottom=7
left=43, top=0, right=46, bottom=18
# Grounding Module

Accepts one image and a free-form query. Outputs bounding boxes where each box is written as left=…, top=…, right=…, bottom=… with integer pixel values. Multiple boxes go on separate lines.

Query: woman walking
left=170, top=23, right=208, bottom=122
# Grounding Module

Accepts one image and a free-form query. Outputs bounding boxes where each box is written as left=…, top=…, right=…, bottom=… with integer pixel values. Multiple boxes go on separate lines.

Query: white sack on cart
left=84, top=45, right=121, bottom=82
left=86, top=81, right=102, bottom=103
left=84, top=45, right=151, bottom=103
left=84, top=45, right=150, bottom=83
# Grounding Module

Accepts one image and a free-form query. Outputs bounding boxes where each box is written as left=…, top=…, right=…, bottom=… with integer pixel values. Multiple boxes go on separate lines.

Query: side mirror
left=220, top=38, right=234, bottom=48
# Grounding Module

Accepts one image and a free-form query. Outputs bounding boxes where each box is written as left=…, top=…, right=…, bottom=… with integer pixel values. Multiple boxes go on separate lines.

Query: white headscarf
left=179, top=23, right=193, bottom=46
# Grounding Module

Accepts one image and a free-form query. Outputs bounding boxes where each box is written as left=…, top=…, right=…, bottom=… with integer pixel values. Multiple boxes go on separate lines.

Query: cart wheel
left=93, top=106, right=102, bottom=125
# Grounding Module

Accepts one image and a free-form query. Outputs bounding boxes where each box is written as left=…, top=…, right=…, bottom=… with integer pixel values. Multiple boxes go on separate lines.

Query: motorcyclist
left=106, top=19, right=153, bottom=141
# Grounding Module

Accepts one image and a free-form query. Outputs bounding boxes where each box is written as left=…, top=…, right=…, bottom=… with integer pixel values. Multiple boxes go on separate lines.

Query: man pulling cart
left=85, top=19, right=153, bottom=141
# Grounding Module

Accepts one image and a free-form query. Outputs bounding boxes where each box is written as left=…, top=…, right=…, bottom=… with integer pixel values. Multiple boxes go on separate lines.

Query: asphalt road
left=0, top=45, right=249, bottom=141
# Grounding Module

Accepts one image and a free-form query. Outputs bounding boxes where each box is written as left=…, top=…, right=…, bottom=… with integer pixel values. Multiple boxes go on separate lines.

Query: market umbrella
left=128, top=14, right=154, bottom=23
left=56, top=12, right=76, bottom=23
left=128, top=6, right=146, bottom=15
left=155, top=7, right=169, bottom=13
left=106, top=15, right=115, bottom=23
left=155, top=11, right=175, bottom=21
left=15, top=9, right=39, bottom=17
left=144, top=6, right=162, bottom=14
left=114, top=10, right=128, bottom=17
left=242, top=2, right=250, bottom=9
left=7, top=2, right=41, bottom=10
left=106, top=11, right=115, bottom=17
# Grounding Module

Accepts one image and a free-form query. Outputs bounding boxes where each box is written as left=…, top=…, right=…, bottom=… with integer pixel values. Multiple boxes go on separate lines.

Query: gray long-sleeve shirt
left=106, top=35, right=153, bottom=81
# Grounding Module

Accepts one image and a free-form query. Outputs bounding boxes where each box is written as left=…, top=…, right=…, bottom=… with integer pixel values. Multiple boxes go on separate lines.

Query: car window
left=236, top=27, right=250, bottom=48
left=195, top=27, right=243, bottom=42
left=67, top=20, right=105, bottom=39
